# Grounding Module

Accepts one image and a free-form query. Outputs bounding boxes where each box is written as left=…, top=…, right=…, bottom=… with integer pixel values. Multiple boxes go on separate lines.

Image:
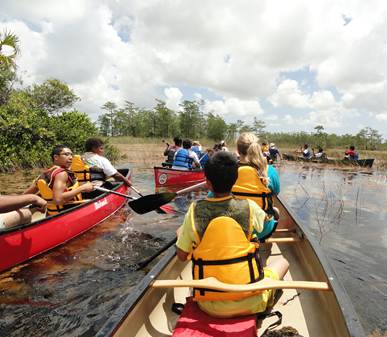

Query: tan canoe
left=96, top=195, right=364, bottom=337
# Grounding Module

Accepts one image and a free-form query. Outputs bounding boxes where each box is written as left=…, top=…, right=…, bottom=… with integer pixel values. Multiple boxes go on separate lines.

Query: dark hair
left=350, top=145, right=355, bottom=150
left=304, top=144, right=309, bottom=149
left=182, top=139, right=192, bottom=149
left=85, top=138, right=104, bottom=152
left=51, top=144, right=68, bottom=160
left=318, top=147, right=323, bottom=152
left=204, top=151, right=238, bottom=193
left=173, top=136, right=182, bottom=146
left=213, top=143, right=221, bottom=151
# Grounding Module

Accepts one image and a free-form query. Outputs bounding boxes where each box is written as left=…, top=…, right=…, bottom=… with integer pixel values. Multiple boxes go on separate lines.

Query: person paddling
left=345, top=145, right=359, bottom=160
left=176, top=151, right=289, bottom=318
left=172, top=139, right=200, bottom=170
left=24, top=145, right=94, bottom=216
left=163, top=136, right=182, bottom=166
left=302, top=144, right=313, bottom=159
left=82, top=138, right=132, bottom=186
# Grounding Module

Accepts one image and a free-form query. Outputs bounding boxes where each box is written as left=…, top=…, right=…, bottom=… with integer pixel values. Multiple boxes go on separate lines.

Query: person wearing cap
left=269, top=142, right=282, bottom=161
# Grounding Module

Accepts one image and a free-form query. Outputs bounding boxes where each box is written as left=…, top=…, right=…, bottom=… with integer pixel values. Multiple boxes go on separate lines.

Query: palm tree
left=0, top=30, right=20, bottom=104
left=0, top=30, right=20, bottom=69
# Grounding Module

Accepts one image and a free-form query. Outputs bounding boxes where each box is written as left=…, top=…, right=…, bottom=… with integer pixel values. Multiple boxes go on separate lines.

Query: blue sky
left=1, top=0, right=386, bottom=138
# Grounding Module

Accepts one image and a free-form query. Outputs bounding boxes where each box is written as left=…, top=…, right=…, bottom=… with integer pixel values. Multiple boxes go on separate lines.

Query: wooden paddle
left=128, top=181, right=207, bottom=214
left=153, top=277, right=330, bottom=292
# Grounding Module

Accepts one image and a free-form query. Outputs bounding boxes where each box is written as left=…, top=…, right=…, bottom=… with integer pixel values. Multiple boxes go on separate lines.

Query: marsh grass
left=111, top=137, right=236, bottom=168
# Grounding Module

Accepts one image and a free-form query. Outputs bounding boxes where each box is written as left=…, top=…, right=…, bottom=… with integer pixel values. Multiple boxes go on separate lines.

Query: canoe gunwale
left=0, top=168, right=130, bottom=235
left=153, top=166, right=203, bottom=173
left=275, top=195, right=365, bottom=337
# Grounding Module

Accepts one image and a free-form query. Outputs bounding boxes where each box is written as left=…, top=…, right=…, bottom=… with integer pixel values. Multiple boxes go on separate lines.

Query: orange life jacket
left=191, top=197, right=263, bottom=301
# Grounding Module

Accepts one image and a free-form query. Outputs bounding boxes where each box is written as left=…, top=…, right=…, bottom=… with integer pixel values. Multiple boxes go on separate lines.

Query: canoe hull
left=154, top=166, right=205, bottom=188
left=0, top=169, right=130, bottom=272
left=283, top=153, right=374, bottom=167
left=95, top=194, right=364, bottom=337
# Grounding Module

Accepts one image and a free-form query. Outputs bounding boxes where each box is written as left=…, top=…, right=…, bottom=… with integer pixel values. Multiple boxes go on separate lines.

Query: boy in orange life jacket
left=176, top=151, right=289, bottom=318
left=24, top=145, right=94, bottom=206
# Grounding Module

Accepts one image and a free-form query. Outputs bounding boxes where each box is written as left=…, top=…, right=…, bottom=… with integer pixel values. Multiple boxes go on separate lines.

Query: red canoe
left=154, top=166, right=205, bottom=189
left=0, top=168, right=130, bottom=273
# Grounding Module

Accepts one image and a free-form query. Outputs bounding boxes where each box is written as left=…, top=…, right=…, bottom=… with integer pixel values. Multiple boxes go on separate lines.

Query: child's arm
left=176, top=204, right=196, bottom=261
left=177, top=248, right=189, bottom=261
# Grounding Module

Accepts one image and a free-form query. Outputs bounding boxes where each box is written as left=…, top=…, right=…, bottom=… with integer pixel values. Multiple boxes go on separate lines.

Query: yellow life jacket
left=232, top=164, right=274, bottom=214
left=36, top=166, right=83, bottom=216
left=70, top=155, right=106, bottom=183
left=191, top=198, right=263, bottom=302
left=71, top=155, right=91, bottom=183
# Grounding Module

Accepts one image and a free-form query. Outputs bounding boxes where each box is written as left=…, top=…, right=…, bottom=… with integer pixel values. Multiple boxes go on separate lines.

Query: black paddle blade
left=128, top=192, right=177, bottom=214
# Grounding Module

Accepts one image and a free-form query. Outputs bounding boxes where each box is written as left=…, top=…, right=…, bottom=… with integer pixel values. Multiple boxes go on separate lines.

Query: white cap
left=270, top=143, right=275, bottom=147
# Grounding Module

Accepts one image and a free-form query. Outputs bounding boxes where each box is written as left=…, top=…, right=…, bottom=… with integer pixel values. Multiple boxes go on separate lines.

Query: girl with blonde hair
left=232, top=132, right=280, bottom=241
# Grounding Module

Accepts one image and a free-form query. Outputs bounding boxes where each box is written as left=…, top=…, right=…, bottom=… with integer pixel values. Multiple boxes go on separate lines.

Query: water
left=0, top=164, right=386, bottom=336
left=277, top=163, right=387, bottom=334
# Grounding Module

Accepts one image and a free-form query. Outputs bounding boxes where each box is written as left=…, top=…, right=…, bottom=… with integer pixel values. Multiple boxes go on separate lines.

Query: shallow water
left=0, top=163, right=386, bottom=336
left=277, top=163, right=387, bottom=334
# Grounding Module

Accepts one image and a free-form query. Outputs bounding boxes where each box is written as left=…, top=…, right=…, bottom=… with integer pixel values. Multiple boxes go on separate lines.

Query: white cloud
left=376, top=112, right=387, bottom=121
left=204, top=98, right=263, bottom=121
left=269, top=79, right=310, bottom=108
left=164, top=87, right=183, bottom=111
left=0, top=0, right=386, bottom=136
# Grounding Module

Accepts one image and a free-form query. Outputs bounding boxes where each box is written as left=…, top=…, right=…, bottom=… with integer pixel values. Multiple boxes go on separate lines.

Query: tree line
left=98, top=99, right=385, bottom=151
left=0, top=30, right=385, bottom=172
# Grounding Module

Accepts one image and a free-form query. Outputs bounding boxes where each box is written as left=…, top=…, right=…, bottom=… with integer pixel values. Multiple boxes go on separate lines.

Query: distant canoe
left=283, top=153, right=374, bottom=168
left=154, top=166, right=205, bottom=188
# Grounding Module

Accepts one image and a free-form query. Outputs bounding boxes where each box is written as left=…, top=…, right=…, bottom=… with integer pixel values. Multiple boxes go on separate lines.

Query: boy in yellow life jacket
left=176, top=151, right=289, bottom=318
left=24, top=144, right=94, bottom=215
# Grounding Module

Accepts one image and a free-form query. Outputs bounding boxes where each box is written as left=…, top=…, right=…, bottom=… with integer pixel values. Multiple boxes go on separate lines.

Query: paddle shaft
left=153, top=277, right=330, bottom=292
left=175, top=181, right=207, bottom=195
left=94, top=186, right=135, bottom=199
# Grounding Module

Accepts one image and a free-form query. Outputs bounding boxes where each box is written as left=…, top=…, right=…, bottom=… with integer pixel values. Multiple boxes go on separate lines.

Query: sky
left=1, top=0, right=386, bottom=138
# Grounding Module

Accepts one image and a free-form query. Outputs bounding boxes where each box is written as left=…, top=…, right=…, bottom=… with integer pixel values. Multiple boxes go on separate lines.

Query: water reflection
left=278, top=162, right=387, bottom=334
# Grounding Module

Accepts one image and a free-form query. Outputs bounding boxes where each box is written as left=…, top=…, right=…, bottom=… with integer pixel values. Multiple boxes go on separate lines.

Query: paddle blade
left=128, top=192, right=176, bottom=214
left=156, top=204, right=176, bottom=214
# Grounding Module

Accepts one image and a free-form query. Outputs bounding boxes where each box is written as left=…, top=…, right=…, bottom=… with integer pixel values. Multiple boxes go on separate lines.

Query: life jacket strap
left=192, top=252, right=263, bottom=296
left=232, top=191, right=275, bottom=216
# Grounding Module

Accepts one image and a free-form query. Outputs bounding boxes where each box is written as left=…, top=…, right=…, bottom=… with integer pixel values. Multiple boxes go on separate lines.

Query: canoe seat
left=172, top=297, right=257, bottom=337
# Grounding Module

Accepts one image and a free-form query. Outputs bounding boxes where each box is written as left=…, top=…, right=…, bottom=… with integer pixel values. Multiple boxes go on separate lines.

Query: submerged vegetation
left=0, top=30, right=386, bottom=172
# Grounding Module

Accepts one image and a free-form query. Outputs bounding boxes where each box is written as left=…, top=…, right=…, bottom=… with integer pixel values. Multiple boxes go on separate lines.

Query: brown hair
left=237, top=132, right=269, bottom=186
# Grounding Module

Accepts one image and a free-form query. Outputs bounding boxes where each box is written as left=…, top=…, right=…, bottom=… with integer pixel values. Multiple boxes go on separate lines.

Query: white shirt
left=82, top=152, right=117, bottom=177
